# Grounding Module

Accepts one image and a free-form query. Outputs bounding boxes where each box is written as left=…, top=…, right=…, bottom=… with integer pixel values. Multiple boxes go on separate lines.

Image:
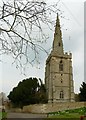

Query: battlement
left=64, top=52, right=72, bottom=58
left=65, top=52, right=72, bottom=56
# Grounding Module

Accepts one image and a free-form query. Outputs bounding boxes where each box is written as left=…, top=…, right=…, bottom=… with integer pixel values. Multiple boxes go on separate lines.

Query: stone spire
left=53, top=14, right=64, bottom=55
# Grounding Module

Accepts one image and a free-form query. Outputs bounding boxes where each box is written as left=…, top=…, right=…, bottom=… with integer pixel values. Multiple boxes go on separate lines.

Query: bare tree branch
left=0, top=0, right=61, bottom=70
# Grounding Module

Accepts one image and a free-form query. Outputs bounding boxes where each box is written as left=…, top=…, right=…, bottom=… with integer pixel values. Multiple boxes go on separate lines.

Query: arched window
left=59, top=60, right=63, bottom=71
left=60, top=91, right=64, bottom=99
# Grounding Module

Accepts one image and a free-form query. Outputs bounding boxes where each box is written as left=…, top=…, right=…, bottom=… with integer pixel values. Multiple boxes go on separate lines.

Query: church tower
left=45, top=14, right=75, bottom=103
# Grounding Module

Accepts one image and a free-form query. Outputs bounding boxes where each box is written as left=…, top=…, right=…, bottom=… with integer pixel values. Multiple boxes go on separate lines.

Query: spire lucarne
left=53, top=14, right=64, bottom=55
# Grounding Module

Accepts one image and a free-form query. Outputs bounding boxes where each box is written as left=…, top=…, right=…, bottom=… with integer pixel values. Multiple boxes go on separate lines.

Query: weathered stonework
left=45, top=14, right=75, bottom=103
left=22, top=102, right=86, bottom=113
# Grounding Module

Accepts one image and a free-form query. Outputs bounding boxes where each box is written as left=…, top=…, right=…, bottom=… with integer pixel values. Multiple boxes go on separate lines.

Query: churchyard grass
left=46, top=107, right=86, bottom=119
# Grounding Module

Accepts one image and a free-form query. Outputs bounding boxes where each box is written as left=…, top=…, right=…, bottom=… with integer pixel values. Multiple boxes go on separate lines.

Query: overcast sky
left=0, top=0, right=85, bottom=96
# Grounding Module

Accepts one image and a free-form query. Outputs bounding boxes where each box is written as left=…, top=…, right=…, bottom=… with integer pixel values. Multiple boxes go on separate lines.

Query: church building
left=45, top=14, right=75, bottom=103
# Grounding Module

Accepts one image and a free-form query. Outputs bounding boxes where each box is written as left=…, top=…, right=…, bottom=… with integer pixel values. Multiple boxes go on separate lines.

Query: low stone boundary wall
left=23, top=102, right=86, bottom=113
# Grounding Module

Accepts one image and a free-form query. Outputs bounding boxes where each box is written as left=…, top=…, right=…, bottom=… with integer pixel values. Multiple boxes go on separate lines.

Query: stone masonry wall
left=22, top=102, right=86, bottom=113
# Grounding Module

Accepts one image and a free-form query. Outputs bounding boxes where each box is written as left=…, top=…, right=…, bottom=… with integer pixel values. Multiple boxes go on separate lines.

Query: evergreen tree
left=8, top=77, right=47, bottom=108
left=79, top=82, right=86, bottom=101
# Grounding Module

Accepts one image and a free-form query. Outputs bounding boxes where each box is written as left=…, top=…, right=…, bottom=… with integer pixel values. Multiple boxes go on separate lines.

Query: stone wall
left=23, top=102, right=86, bottom=113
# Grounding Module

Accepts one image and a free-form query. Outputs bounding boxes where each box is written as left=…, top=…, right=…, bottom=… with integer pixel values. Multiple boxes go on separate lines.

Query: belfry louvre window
left=60, top=91, right=64, bottom=99
left=59, top=60, right=63, bottom=71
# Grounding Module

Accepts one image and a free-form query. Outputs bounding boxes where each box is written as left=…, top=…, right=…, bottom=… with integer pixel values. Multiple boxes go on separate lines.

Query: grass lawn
left=46, top=107, right=86, bottom=119
left=48, top=113, right=81, bottom=118
left=0, top=112, right=7, bottom=119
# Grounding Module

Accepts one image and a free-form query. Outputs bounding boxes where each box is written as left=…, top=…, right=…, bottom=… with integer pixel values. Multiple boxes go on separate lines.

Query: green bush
left=0, top=112, right=7, bottom=119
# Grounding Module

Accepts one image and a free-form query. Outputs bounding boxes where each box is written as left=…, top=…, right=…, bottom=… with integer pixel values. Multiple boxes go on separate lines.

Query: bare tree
left=0, top=0, right=61, bottom=69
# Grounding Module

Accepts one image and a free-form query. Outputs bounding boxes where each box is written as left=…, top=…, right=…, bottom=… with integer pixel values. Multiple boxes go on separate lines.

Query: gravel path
left=7, top=112, right=47, bottom=118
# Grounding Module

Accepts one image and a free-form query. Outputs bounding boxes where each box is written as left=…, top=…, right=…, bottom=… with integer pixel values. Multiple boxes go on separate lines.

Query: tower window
left=60, top=91, right=64, bottom=99
left=61, top=79, right=63, bottom=83
left=60, top=60, right=62, bottom=63
left=59, top=60, right=63, bottom=71
left=58, top=42, right=61, bottom=46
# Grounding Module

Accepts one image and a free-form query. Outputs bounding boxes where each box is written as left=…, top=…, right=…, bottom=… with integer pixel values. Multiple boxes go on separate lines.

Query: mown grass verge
left=46, top=107, right=86, bottom=119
